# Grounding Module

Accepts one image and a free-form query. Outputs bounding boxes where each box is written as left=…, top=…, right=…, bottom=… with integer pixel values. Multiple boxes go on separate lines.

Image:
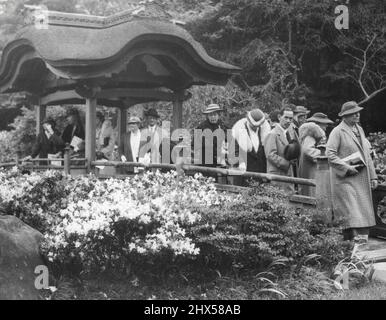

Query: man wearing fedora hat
left=140, top=108, right=169, bottom=164
left=265, top=107, right=299, bottom=192
left=293, top=105, right=310, bottom=136
left=298, top=113, right=333, bottom=196
left=194, top=104, right=229, bottom=170
left=231, top=108, right=271, bottom=185
left=326, top=101, right=378, bottom=243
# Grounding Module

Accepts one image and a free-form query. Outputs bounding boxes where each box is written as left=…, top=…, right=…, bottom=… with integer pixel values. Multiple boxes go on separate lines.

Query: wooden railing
left=91, top=160, right=316, bottom=187
left=0, top=152, right=325, bottom=211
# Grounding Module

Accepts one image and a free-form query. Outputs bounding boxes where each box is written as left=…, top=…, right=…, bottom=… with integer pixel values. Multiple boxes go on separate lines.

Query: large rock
left=0, top=215, right=45, bottom=300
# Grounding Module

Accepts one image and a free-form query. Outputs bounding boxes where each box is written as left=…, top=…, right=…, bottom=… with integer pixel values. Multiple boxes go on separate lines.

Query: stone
left=0, top=215, right=44, bottom=300
left=355, top=238, right=386, bottom=262
left=369, top=263, right=386, bottom=284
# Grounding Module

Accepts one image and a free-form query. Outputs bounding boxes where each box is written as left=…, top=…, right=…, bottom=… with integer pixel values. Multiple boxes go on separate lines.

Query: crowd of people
left=193, top=101, right=378, bottom=244
left=25, top=101, right=378, bottom=243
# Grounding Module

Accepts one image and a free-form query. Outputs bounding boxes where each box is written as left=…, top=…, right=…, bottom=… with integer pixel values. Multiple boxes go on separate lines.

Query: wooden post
left=64, top=143, right=71, bottom=175
left=172, top=92, right=183, bottom=131
left=315, top=156, right=333, bottom=222
left=15, top=148, right=21, bottom=169
left=85, top=98, right=96, bottom=173
left=35, top=104, right=46, bottom=136
left=117, top=106, right=127, bottom=151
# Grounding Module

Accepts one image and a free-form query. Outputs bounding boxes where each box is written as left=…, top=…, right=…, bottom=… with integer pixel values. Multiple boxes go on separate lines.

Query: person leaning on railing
left=298, top=113, right=333, bottom=197
left=231, top=108, right=271, bottom=186
left=23, top=117, right=65, bottom=166
left=192, top=104, right=229, bottom=178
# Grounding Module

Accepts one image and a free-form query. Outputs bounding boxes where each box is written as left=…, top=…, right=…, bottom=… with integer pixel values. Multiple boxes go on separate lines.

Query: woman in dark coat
left=26, top=118, right=65, bottom=165
left=194, top=104, right=229, bottom=169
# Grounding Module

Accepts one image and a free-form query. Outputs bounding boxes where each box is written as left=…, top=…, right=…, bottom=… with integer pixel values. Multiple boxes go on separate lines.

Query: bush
left=0, top=168, right=349, bottom=280
left=189, top=183, right=350, bottom=273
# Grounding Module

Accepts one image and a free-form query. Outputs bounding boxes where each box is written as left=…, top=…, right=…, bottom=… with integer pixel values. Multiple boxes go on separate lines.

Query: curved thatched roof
left=0, top=10, right=240, bottom=100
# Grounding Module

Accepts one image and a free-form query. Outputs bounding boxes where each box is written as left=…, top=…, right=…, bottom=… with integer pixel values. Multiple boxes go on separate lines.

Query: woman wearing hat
left=326, top=101, right=378, bottom=243
left=95, top=111, right=115, bottom=160
left=120, top=116, right=142, bottom=174
left=25, top=117, right=65, bottom=165
left=298, top=113, right=333, bottom=196
left=194, top=104, right=229, bottom=170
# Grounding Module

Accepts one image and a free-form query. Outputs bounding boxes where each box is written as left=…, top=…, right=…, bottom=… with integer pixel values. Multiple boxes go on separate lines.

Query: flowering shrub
left=0, top=168, right=68, bottom=231
left=189, top=183, right=350, bottom=273
left=0, top=168, right=237, bottom=274
left=367, top=132, right=386, bottom=183
left=0, top=168, right=348, bottom=278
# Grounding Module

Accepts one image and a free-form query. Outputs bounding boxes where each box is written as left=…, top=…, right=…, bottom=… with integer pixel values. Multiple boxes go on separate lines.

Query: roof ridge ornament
left=22, top=0, right=176, bottom=29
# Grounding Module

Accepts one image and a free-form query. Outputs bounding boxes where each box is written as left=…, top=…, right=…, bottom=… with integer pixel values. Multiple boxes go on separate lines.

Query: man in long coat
left=265, top=107, right=298, bottom=192
left=326, top=101, right=378, bottom=243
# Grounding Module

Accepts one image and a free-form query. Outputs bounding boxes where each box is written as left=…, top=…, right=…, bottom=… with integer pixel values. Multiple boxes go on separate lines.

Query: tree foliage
left=0, top=0, right=385, bottom=136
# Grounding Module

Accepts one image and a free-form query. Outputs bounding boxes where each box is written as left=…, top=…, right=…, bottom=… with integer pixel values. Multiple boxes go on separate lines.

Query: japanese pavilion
left=0, top=8, right=241, bottom=170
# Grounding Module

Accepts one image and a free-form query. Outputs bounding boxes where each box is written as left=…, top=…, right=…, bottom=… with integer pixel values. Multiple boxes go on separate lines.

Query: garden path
left=356, top=238, right=386, bottom=262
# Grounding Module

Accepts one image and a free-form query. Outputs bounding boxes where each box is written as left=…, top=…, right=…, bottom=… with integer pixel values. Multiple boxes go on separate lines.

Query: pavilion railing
left=0, top=152, right=326, bottom=210
left=90, top=160, right=316, bottom=187
left=0, top=145, right=316, bottom=187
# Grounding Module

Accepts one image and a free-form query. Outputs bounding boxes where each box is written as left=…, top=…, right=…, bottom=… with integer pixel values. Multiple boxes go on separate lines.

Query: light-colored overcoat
left=326, top=121, right=376, bottom=228
left=139, top=125, right=169, bottom=163
left=298, top=122, right=325, bottom=197
left=264, top=125, right=294, bottom=192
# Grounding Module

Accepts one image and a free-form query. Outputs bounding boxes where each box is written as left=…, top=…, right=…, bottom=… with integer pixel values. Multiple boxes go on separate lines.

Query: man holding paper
left=326, top=101, right=378, bottom=243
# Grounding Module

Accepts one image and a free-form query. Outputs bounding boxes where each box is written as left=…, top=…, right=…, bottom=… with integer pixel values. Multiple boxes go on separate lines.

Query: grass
left=328, top=282, right=386, bottom=300
left=41, top=266, right=386, bottom=300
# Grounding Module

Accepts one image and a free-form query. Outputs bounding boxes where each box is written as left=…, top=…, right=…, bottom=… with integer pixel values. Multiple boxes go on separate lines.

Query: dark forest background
left=0, top=0, right=385, bottom=134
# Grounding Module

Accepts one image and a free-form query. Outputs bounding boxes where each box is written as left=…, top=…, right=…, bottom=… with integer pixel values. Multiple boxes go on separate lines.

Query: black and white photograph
left=0, top=0, right=385, bottom=305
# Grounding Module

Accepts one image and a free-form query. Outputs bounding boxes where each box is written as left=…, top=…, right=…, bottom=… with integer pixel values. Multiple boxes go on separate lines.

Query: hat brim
left=203, top=109, right=223, bottom=114
left=294, top=110, right=311, bottom=115
left=306, top=118, right=333, bottom=124
left=338, top=106, right=363, bottom=117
